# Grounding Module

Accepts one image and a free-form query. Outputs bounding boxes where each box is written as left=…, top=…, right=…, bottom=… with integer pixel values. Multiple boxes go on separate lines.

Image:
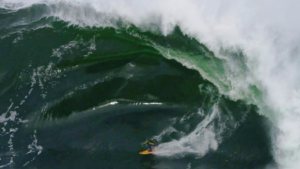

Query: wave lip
left=2, top=0, right=300, bottom=168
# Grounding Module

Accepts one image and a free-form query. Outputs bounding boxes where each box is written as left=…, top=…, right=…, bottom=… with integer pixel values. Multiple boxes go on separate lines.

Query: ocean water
left=1, top=0, right=300, bottom=169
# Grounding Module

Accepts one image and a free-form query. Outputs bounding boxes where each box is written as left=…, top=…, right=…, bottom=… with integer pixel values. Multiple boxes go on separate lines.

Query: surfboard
left=139, top=150, right=155, bottom=155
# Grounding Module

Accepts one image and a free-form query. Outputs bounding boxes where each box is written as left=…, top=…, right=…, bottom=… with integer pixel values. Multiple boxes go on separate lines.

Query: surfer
left=143, top=139, right=158, bottom=152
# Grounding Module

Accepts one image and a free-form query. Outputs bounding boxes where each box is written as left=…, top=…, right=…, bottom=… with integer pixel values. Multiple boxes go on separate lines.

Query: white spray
left=2, top=0, right=300, bottom=168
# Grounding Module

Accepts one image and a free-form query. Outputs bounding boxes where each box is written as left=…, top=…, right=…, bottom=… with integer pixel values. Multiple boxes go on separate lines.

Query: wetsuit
left=145, top=139, right=157, bottom=152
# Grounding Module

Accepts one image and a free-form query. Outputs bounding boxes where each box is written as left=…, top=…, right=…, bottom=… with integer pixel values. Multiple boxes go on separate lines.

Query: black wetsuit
left=146, top=139, right=157, bottom=151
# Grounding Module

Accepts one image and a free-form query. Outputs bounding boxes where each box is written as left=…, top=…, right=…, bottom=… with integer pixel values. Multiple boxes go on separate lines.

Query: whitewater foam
left=2, top=0, right=300, bottom=168
left=155, top=104, right=220, bottom=157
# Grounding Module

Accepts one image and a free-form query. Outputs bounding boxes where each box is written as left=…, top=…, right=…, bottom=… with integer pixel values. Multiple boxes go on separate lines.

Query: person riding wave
left=143, top=139, right=158, bottom=152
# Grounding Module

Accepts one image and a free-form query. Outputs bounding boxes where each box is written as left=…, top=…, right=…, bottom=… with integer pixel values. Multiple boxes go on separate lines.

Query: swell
left=1, top=1, right=293, bottom=168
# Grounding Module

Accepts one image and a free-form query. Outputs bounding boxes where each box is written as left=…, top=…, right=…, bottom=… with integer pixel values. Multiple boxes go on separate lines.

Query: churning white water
left=2, top=0, right=300, bottom=168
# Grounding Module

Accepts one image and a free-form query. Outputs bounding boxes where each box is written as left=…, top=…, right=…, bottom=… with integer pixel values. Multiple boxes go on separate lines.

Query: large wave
left=2, top=0, right=300, bottom=168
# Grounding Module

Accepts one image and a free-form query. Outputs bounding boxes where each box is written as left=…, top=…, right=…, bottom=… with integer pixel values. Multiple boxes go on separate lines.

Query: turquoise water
left=0, top=3, right=276, bottom=169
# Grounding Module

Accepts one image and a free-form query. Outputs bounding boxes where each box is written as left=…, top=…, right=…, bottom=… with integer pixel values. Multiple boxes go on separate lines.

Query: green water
left=0, top=4, right=274, bottom=169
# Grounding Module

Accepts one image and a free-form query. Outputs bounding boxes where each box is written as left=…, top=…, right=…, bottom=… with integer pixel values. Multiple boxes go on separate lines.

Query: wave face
left=1, top=0, right=300, bottom=168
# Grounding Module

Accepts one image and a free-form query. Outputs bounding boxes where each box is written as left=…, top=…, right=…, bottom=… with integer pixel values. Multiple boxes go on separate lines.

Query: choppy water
left=1, top=1, right=300, bottom=169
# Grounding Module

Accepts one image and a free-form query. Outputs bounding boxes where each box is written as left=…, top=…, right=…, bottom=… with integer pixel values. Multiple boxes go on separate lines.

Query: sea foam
left=2, top=0, right=300, bottom=168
